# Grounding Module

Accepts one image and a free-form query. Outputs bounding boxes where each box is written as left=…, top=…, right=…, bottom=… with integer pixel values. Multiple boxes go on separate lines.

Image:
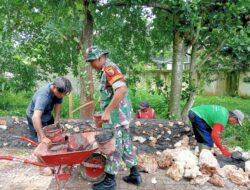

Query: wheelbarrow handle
left=12, top=136, right=39, bottom=146
left=0, top=155, right=48, bottom=167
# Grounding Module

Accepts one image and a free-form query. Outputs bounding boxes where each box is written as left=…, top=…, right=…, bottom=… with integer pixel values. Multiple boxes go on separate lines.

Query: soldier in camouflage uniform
left=85, top=45, right=142, bottom=190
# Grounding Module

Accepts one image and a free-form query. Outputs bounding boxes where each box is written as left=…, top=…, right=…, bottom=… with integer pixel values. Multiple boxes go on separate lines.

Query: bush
left=0, top=91, right=33, bottom=116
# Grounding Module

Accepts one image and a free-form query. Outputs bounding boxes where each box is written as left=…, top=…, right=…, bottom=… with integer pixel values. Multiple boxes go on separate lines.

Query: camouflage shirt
left=99, top=59, right=132, bottom=125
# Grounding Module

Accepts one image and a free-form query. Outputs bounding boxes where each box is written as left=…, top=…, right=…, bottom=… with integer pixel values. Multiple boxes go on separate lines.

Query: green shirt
left=191, top=105, right=229, bottom=127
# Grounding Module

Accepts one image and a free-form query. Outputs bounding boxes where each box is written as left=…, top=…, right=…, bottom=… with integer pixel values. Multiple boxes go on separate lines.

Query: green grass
left=0, top=91, right=33, bottom=116
left=221, top=123, right=250, bottom=150
left=193, top=95, right=250, bottom=115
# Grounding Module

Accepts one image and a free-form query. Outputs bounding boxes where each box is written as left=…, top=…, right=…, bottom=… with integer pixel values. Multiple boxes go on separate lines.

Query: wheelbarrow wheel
left=79, top=153, right=106, bottom=183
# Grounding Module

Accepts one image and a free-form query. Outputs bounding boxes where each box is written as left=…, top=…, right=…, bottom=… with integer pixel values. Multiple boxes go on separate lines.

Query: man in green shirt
left=188, top=105, right=244, bottom=157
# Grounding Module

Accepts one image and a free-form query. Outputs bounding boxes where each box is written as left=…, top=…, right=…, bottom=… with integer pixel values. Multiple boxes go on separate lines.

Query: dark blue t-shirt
left=26, top=84, right=62, bottom=122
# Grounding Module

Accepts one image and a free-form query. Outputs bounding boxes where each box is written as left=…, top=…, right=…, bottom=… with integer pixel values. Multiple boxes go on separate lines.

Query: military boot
left=92, top=173, right=116, bottom=190
left=123, top=165, right=142, bottom=185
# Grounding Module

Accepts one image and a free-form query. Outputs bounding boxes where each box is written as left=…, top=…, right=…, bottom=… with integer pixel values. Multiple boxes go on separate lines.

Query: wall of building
left=137, top=70, right=250, bottom=97
left=238, top=72, right=250, bottom=96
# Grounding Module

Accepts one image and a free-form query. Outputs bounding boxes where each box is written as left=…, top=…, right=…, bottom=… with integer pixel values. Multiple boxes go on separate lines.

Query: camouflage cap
left=85, top=45, right=109, bottom=62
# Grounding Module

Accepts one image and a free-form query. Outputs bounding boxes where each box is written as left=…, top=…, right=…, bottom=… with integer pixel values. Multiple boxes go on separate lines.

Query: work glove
left=221, top=147, right=231, bottom=157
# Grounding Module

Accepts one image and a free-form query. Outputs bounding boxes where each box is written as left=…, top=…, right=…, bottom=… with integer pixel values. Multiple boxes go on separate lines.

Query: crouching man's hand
left=221, top=147, right=231, bottom=157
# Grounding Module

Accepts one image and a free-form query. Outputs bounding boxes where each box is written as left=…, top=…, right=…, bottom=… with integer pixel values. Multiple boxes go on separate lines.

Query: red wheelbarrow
left=0, top=133, right=106, bottom=190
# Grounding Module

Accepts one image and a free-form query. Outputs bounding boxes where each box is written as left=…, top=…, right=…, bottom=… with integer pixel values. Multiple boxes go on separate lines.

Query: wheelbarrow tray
left=39, top=147, right=98, bottom=166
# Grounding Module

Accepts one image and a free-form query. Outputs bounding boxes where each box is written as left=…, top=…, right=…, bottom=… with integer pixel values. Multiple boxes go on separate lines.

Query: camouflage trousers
left=103, top=123, right=138, bottom=175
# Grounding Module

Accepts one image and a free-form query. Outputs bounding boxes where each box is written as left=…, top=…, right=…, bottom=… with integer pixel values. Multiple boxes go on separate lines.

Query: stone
left=174, top=141, right=182, bottom=148
left=184, top=166, right=202, bottom=179
left=168, top=121, right=174, bottom=126
left=132, top=136, right=146, bottom=143
left=3, top=143, right=8, bottom=146
left=0, top=125, right=7, bottom=130
left=177, top=121, right=184, bottom=125
left=138, top=154, right=158, bottom=173
left=73, top=127, right=80, bottom=132
left=245, top=161, right=250, bottom=173
left=200, top=164, right=217, bottom=177
left=0, top=120, right=7, bottom=125
left=234, top=146, right=243, bottom=152
left=135, top=121, right=141, bottom=127
left=158, top=124, right=163, bottom=128
left=199, top=149, right=220, bottom=169
left=151, top=177, right=157, bottom=184
left=166, top=162, right=185, bottom=181
left=149, top=139, right=157, bottom=147
left=190, top=175, right=210, bottom=185
left=208, top=174, right=225, bottom=187
left=222, top=165, right=249, bottom=185
left=157, top=151, right=174, bottom=169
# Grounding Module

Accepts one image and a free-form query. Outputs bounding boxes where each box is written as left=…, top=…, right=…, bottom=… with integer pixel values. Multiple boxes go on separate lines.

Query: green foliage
left=243, top=76, right=250, bottom=83
left=60, top=95, right=80, bottom=119
left=0, top=0, right=82, bottom=91
left=0, top=91, right=33, bottom=116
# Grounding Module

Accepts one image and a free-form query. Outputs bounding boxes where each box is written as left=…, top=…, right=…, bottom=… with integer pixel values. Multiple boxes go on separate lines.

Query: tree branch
left=199, top=40, right=225, bottom=66
left=98, top=1, right=172, bottom=13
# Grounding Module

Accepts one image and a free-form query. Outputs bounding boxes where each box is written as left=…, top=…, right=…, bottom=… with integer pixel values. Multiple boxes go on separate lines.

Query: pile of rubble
left=138, top=146, right=250, bottom=188
left=0, top=117, right=195, bottom=151
left=1, top=117, right=250, bottom=188
left=130, top=119, right=196, bottom=153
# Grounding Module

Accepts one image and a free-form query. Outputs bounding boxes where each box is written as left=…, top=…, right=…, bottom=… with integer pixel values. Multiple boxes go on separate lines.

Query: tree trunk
left=169, top=20, right=185, bottom=119
left=79, top=1, right=95, bottom=119
left=181, top=44, right=197, bottom=123
left=226, top=71, right=239, bottom=96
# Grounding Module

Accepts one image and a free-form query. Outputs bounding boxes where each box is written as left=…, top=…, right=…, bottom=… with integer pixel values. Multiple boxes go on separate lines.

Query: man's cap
left=232, top=109, right=244, bottom=127
left=140, top=101, right=149, bottom=109
left=53, top=77, right=72, bottom=94
left=85, top=45, right=109, bottom=62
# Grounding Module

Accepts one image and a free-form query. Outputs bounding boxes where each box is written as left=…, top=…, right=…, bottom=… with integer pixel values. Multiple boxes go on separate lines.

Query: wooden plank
left=69, top=92, right=73, bottom=119
left=72, top=101, right=94, bottom=114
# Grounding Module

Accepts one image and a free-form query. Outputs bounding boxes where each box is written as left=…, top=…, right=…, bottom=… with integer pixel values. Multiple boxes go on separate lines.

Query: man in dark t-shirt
left=26, top=77, right=72, bottom=144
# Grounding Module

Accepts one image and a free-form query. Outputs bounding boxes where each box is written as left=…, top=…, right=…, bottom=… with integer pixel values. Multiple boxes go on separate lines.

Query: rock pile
left=0, top=117, right=195, bottom=152
left=1, top=117, right=250, bottom=188
left=130, top=119, right=196, bottom=153
left=138, top=146, right=250, bottom=188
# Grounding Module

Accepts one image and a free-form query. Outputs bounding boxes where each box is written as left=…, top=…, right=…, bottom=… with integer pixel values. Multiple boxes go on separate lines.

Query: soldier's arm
left=102, top=86, right=127, bottom=123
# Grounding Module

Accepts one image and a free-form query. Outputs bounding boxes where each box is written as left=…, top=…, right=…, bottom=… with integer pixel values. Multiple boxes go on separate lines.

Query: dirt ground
left=0, top=148, right=248, bottom=190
